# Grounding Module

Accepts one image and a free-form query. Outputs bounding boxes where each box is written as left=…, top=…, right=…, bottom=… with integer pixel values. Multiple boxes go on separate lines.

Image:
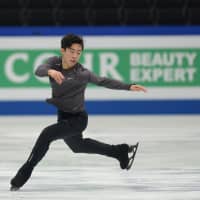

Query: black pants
left=11, top=110, right=119, bottom=188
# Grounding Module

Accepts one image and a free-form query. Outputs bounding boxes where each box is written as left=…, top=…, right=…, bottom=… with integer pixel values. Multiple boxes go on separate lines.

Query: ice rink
left=0, top=115, right=200, bottom=200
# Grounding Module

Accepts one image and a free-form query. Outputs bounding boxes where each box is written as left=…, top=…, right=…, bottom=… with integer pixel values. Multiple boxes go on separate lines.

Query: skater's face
left=61, top=43, right=82, bottom=69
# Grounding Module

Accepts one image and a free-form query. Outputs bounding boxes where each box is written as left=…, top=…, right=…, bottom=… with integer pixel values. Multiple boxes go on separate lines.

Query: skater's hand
left=129, top=84, right=147, bottom=92
left=48, top=69, right=65, bottom=85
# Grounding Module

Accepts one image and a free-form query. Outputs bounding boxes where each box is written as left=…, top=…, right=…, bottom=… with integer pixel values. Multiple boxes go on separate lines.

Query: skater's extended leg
left=64, top=134, right=118, bottom=157
left=64, top=135, right=138, bottom=169
left=10, top=120, right=78, bottom=190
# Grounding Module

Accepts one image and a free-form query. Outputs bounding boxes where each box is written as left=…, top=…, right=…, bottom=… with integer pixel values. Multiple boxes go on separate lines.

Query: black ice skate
left=126, top=142, right=139, bottom=170
left=10, top=162, right=33, bottom=191
left=117, top=142, right=139, bottom=170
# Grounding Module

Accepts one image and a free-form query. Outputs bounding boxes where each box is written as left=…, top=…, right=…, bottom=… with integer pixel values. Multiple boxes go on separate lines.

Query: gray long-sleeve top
left=35, top=56, right=132, bottom=113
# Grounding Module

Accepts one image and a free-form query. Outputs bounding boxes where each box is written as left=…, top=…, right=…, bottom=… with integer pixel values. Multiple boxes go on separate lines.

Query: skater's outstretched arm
left=87, top=69, right=147, bottom=93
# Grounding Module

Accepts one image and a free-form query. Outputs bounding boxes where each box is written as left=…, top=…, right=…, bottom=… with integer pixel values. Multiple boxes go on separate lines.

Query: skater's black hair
left=61, top=34, right=84, bottom=50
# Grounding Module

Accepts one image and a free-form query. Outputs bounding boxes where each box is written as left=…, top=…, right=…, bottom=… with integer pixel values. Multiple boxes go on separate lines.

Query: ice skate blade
left=10, top=185, right=20, bottom=191
left=126, top=142, right=139, bottom=170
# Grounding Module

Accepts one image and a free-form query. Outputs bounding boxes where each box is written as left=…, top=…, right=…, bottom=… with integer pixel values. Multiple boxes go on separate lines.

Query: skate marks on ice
left=0, top=116, right=200, bottom=200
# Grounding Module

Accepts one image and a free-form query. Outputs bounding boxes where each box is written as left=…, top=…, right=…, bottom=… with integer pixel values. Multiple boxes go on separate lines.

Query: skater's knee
left=39, top=127, right=55, bottom=143
left=70, top=138, right=91, bottom=153
left=70, top=146, right=82, bottom=153
left=69, top=142, right=85, bottom=153
left=41, top=126, right=51, bottom=136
